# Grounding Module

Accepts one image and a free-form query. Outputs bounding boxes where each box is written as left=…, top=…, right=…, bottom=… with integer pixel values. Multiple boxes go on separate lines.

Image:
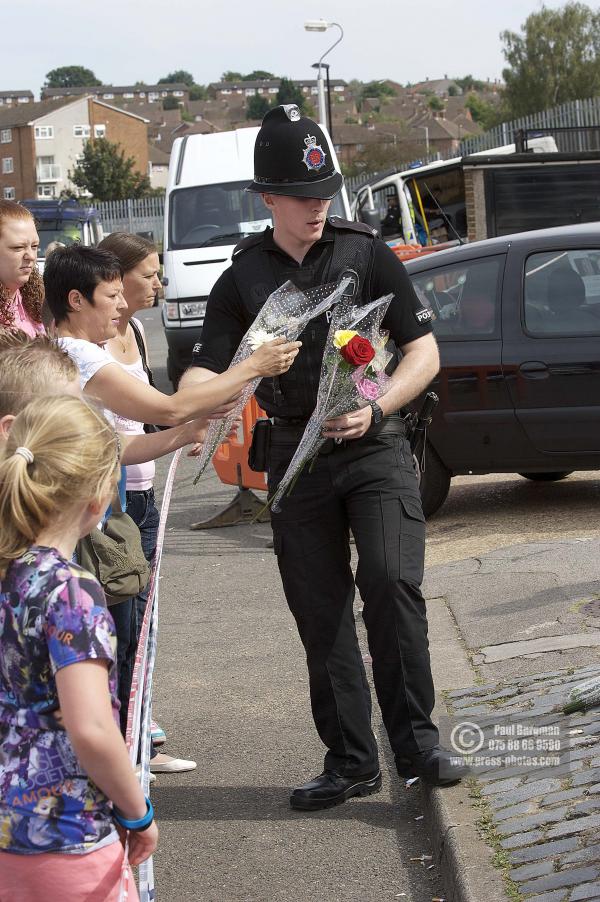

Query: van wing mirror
left=358, top=208, right=381, bottom=235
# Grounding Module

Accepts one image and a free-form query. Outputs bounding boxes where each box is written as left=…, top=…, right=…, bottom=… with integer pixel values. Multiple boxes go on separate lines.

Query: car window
left=524, top=249, right=600, bottom=335
left=410, top=256, right=503, bottom=340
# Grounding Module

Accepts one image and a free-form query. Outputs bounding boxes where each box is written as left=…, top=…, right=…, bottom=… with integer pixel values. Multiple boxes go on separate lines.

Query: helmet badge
left=302, top=134, right=327, bottom=172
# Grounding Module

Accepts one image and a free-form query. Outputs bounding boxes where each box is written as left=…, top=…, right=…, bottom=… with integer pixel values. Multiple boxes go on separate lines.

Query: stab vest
left=231, top=218, right=379, bottom=418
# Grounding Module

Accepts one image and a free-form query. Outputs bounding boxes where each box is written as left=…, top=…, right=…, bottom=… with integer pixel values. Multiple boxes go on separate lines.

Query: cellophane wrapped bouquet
left=193, top=278, right=353, bottom=484
left=269, top=292, right=394, bottom=512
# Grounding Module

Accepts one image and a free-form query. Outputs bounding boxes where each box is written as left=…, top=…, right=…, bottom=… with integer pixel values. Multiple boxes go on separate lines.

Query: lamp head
left=304, top=19, right=329, bottom=31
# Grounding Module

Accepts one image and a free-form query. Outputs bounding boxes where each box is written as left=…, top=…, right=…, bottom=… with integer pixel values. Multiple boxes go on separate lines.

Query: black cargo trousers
left=268, top=421, right=440, bottom=777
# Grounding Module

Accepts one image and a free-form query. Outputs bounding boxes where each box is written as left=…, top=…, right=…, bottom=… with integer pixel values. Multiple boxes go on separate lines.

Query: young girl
left=0, top=395, right=158, bottom=901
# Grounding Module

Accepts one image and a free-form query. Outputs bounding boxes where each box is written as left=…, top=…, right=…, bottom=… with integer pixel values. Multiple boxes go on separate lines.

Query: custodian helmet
left=247, top=104, right=343, bottom=200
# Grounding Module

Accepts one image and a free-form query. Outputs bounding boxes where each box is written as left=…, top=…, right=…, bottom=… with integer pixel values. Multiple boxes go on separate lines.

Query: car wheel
left=518, top=472, right=573, bottom=482
left=416, top=442, right=451, bottom=518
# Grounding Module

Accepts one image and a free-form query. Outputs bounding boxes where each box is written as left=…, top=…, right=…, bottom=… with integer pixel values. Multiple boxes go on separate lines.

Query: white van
left=162, top=125, right=350, bottom=386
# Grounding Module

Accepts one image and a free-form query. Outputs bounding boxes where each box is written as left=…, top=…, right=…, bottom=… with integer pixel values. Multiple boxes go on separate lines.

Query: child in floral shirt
left=0, top=395, right=158, bottom=901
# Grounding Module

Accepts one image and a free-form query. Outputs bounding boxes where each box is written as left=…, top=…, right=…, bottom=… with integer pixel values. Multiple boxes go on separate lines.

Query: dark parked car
left=404, top=223, right=600, bottom=516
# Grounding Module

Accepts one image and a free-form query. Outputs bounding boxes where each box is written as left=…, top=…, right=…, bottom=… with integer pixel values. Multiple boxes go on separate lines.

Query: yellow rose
left=333, top=330, right=358, bottom=348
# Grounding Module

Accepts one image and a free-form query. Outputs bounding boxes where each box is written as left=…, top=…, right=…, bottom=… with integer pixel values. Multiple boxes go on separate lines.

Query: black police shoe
left=290, top=769, right=382, bottom=811
left=395, top=745, right=470, bottom=787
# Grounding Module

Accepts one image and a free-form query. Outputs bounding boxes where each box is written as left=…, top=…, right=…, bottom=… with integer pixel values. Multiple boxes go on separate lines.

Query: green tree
left=448, top=84, right=459, bottom=96
left=163, top=95, right=181, bottom=110
left=243, top=70, right=275, bottom=81
left=45, top=66, right=101, bottom=88
left=158, top=70, right=196, bottom=86
left=70, top=138, right=151, bottom=202
left=222, top=71, right=243, bottom=82
left=501, top=2, right=600, bottom=117
left=464, top=93, right=501, bottom=129
left=455, top=74, right=486, bottom=94
left=246, top=95, right=271, bottom=120
left=362, top=81, right=397, bottom=100
left=276, top=77, right=306, bottom=111
left=427, top=95, right=445, bottom=112
left=189, top=84, right=207, bottom=100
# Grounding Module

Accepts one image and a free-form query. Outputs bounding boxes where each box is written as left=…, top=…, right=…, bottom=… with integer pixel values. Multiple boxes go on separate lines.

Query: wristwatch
left=368, top=400, right=384, bottom=424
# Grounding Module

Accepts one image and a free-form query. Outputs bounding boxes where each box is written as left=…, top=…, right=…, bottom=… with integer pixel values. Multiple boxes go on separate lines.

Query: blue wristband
left=114, top=796, right=154, bottom=831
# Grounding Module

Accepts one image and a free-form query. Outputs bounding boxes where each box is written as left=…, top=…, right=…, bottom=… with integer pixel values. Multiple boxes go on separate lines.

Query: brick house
left=0, top=97, right=148, bottom=201
left=0, top=90, right=34, bottom=107
left=41, top=83, right=190, bottom=105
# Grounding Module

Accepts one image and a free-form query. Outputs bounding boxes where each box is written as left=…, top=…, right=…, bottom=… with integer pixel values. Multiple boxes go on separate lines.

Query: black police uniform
left=193, top=217, right=441, bottom=779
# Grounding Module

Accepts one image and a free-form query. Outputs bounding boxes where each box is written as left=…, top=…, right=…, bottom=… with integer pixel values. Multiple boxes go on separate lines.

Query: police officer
left=182, top=105, right=467, bottom=810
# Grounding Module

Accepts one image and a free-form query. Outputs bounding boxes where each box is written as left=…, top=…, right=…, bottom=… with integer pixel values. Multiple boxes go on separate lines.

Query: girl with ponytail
left=0, top=395, right=158, bottom=901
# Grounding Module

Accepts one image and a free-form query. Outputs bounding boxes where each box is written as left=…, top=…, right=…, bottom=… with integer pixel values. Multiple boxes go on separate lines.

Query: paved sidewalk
left=150, top=444, right=600, bottom=901
left=150, top=456, right=444, bottom=902
left=422, top=538, right=600, bottom=902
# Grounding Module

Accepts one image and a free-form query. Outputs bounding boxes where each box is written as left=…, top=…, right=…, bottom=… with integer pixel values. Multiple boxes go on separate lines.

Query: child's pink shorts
left=0, top=839, right=140, bottom=901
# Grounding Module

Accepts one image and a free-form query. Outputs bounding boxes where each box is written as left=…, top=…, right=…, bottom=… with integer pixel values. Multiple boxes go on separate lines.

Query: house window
left=138, top=92, right=146, bottom=98
left=148, top=92, right=159, bottom=102
left=73, top=124, right=91, bottom=138
left=3, top=186, right=15, bottom=200
left=103, top=93, right=114, bottom=100
left=123, top=92, right=134, bottom=99
left=245, top=88, right=256, bottom=96
left=173, top=91, right=183, bottom=97
left=94, top=124, right=106, bottom=138
left=37, top=184, right=55, bottom=198
left=0, top=129, right=11, bottom=143
left=35, top=126, right=54, bottom=139
left=268, top=87, right=277, bottom=94
left=161, top=91, right=168, bottom=97
left=2, top=157, right=14, bottom=174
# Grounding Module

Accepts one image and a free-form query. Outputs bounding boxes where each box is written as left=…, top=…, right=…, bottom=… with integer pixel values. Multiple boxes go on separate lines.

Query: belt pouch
left=248, top=418, right=272, bottom=472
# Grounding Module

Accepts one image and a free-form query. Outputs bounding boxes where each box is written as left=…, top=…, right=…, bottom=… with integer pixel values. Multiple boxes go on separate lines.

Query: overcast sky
left=1, top=0, right=593, bottom=96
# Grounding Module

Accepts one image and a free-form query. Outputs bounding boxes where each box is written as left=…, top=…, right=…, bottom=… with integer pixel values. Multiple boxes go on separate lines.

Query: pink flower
left=356, top=377, right=380, bottom=400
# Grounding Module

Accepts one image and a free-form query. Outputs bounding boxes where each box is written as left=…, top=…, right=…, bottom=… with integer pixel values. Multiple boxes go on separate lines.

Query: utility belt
left=248, top=414, right=407, bottom=472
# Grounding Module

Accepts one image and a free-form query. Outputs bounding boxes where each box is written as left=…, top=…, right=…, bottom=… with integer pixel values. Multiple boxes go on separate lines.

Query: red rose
left=340, top=335, right=375, bottom=366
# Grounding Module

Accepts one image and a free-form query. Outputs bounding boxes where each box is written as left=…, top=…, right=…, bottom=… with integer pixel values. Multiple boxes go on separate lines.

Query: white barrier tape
left=119, top=449, right=182, bottom=902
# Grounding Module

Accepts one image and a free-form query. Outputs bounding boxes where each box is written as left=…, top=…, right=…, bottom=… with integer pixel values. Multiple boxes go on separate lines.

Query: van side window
left=524, top=250, right=600, bottom=335
left=410, top=256, right=503, bottom=340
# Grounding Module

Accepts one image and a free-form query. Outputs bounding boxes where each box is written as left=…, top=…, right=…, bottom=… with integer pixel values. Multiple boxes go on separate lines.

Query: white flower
left=248, top=328, right=277, bottom=350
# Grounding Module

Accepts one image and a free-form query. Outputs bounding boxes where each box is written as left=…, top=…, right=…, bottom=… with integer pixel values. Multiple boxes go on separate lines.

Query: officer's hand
left=323, top=407, right=372, bottom=440
left=248, top=338, right=302, bottom=377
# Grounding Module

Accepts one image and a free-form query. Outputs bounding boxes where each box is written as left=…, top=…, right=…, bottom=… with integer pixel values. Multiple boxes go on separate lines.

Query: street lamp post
left=419, top=125, right=430, bottom=156
left=312, top=62, right=333, bottom=142
left=304, top=19, right=344, bottom=131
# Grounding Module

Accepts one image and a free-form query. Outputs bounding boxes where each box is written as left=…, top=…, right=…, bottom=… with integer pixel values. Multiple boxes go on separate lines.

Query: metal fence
left=95, top=196, right=165, bottom=244
left=345, top=96, right=600, bottom=196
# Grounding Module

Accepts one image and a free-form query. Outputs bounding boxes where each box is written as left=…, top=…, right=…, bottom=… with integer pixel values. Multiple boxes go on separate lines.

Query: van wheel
left=416, top=442, right=451, bottom=518
left=518, top=471, right=573, bottom=482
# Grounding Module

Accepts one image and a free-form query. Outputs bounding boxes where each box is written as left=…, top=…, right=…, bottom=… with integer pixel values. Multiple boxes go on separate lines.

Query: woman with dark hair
left=99, top=232, right=192, bottom=772
left=0, top=200, right=45, bottom=337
